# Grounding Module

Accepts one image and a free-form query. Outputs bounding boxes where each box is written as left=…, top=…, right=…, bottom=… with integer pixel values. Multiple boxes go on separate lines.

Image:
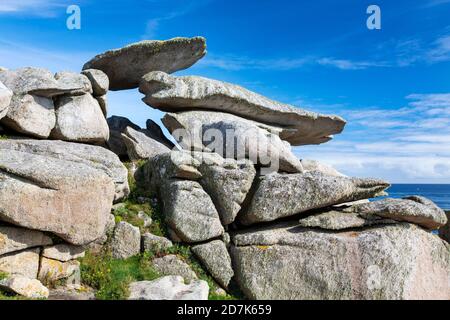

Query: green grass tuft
left=80, top=251, right=160, bottom=300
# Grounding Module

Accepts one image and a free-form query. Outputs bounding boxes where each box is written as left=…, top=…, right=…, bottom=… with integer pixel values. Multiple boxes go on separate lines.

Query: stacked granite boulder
left=0, top=66, right=130, bottom=297
left=81, top=37, right=449, bottom=299
left=0, top=36, right=449, bottom=300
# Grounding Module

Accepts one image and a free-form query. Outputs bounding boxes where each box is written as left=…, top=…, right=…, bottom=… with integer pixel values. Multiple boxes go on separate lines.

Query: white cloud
left=317, top=58, right=389, bottom=70
left=296, top=93, right=450, bottom=183
left=0, top=0, right=70, bottom=16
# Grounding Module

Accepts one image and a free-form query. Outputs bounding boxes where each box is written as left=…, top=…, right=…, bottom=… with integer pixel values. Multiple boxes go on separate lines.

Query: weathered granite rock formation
left=159, top=179, right=224, bottom=243
left=0, top=276, right=49, bottom=299
left=196, top=153, right=256, bottom=225
left=0, top=248, right=40, bottom=279
left=0, top=139, right=129, bottom=202
left=298, top=210, right=397, bottom=230
left=163, top=111, right=303, bottom=173
left=121, top=126, right=171, bottom=160
left=0, top=67, right=110, bottom=144
left=192, top=240, right=234, bottom=289
left=42, top=244, right=85, bottom=262
left=140, top=71, right=346, bottom=145
left=128, top=276, right=209, bottom=300
left=239, top=172, right=390, bottom=225
left=52, top=94, right=109, bottom=144
left=0, top=148, right=115, bottom=245
left=352, top=196, right=448, bottom=230
left=0, top=81, right=13, bottom=120
left=0, top=226, right=52, bottom=256
left=152, top=255, right=197, bottom=283
left=111, top=221, right=141, bottom=259
left=83, top=37, right=207, bottom=90
left=107, top=116, right=141, bottom=157
left=231, top=222, right=450, bottom=300
left=1, top=94, right=56, bottom=138
left=81, top=69, right=109, bottom=96
left=142, top=233, right=173, bottom=252
left=107, top=116, right=175, bottom=160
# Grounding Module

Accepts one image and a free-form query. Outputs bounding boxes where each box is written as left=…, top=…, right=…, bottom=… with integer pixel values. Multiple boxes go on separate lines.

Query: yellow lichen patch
left=256, top=245, right=271, bottom=251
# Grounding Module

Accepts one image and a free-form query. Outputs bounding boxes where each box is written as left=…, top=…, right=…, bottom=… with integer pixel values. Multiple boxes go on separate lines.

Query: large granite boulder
left=0, top=226, right=52, bottom=256
left=42, top=244, right=85, bottom=262
left=163, top=111, right=303, bottom=173
left=239, top=172, right=389, bottom=225
left=83, top=37, right=207, bottom=90
left=298, top=210, right=396, bottom=230
left=0, top=148, right=115, bottom=245
left=140, top=71, right=346, bottom=145
left=152, top=255, right=198, bottom=283
left=231, top=222, right=450, bottom=300
left=54, top=72, right=93, bottom=96
left=192, top=240, right=234, bottom=289
left=0, top=139, right=129, bottom=202
left=0, top=276, right=49, bottom=299
left=0, top=67, right=64, bottom=97
left=52, top=93, right=109, bottom=144
left=159, top=179, right=224, bottom=243
left=352, top=196, right=448, bottom=230
left=0, top=248, right=40, bottom=279
left=121, top=126, right=171, bottom=161
left=196, top=152, right=256, bottom=225
left=81, top=69, right=109, bottom=96
left=111, top=221, right=141, bottom=259
left=0, top=68, right=93, bottom=98
left=1, top=94, right=55, bottom=138
left=128, top=276, right=209, bottom=300
left=0, top=81, right=13, bottom=120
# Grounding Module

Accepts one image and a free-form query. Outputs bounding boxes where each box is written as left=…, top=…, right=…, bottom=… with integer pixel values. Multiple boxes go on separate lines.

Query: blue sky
left=0, top=0, right=449, bottom=183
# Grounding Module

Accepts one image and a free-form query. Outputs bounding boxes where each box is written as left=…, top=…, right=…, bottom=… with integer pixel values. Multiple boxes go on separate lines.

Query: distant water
left=381, top=184, right=450, bottom=210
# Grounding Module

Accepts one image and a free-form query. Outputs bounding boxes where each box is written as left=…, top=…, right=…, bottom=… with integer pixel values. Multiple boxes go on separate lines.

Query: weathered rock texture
left=152, top=255, right=198, bottom=283
left=353, top=196, right=448, bottom=230
left=140, top=71, right=346, bottom=145
left=1, top=94, right=55, bottom=138
left=128, top=276, right=209, bottom=300
left=0, top=276, right=49, bottom=299
left=42, top=244, right=85, bottom=262
left=159, top=180, right=224, bottom=243
left=0, top=148, right=115, bottom=245
left=0, top=81, right=13, bottom=119
left=192, top=240, right=234, bottom=289
left=231, top=222, right=450, bottom=300
left=196, top=153, right=256, bottom=225
left=83, top=37, right=207, bottom=90
left=163, top=111, right=303, bottom=173
left=52, top=94, right=109, bottom=144
left=239, top=172, right=390, bottom=225
left=0, top=226, right=52, bottom=256
left=0, top=139, right=129, bottom=202
left=107, top=116, right=175, bottom=160
left=111, top=221, right=141, bottom=259
left=0, top=248, right=40, bottom=279
left=298, top=210, right=396, bottom=230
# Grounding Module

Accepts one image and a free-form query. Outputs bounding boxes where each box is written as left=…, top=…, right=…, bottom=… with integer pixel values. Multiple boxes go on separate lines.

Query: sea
left=382, top=184, right=450, bottom=210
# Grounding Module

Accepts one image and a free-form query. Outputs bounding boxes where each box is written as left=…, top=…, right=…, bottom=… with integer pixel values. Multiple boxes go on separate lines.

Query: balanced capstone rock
left=140, top=71, right=346, bottom=145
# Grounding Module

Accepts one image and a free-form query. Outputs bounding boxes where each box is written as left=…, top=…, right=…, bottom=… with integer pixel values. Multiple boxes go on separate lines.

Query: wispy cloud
left=296, top=93, right=450, bottom=183
left=317, top=58, right=389, bottom=70
left=423, top=0, right=450, bottom=8
left=0, top=0, right=71, bottom=17
left=142, top=0, right=213, bottom=39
